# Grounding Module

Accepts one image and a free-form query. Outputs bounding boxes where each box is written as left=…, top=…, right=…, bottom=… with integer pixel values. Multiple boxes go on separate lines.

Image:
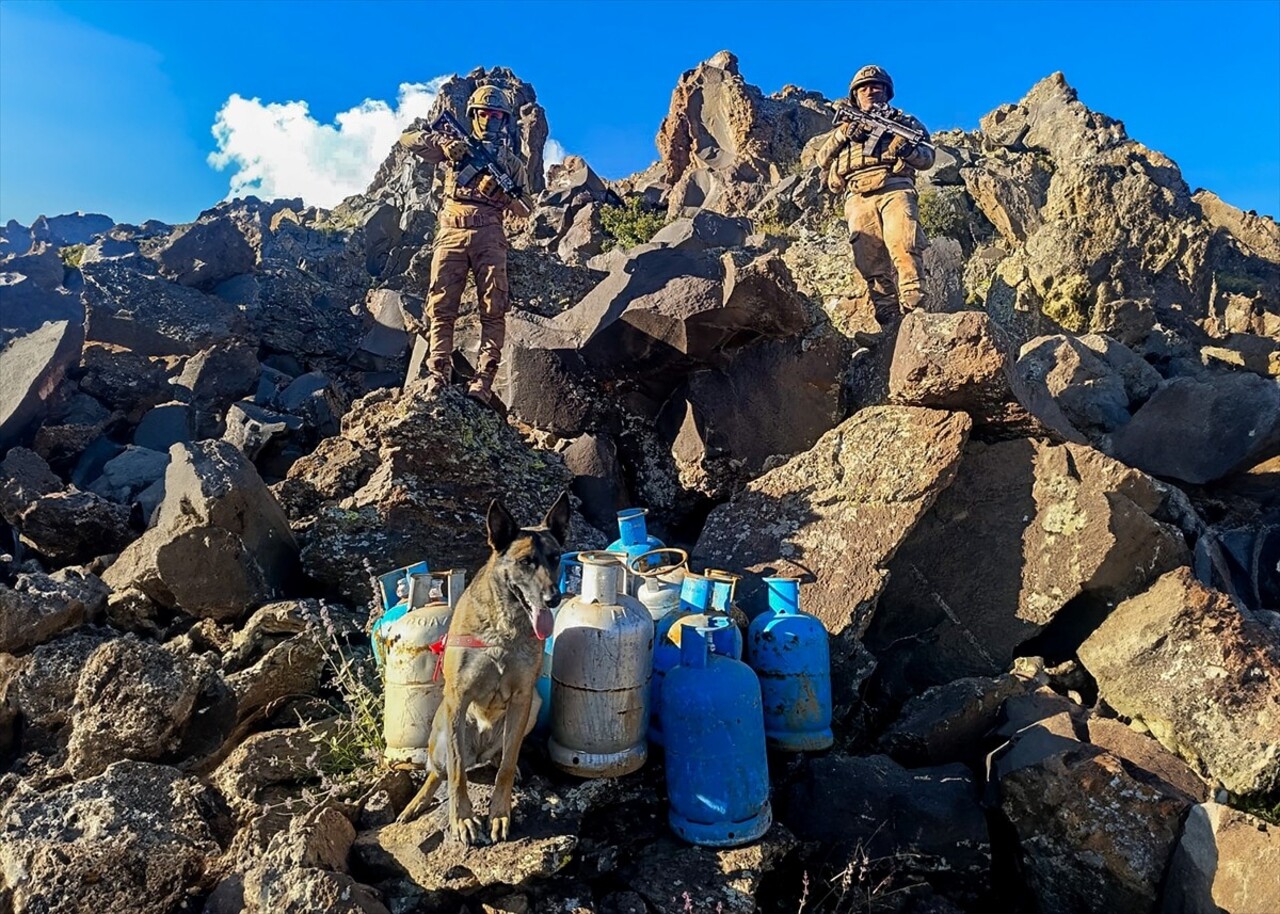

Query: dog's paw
left=490, top=814, right=511, bottom=842
left=451, top=815, right=485, bottom=845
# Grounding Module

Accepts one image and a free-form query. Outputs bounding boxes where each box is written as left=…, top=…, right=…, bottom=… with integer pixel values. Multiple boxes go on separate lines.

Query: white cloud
left=207, top=78, right=448, bottom=208
left=543, top=138, right=569, bottom=173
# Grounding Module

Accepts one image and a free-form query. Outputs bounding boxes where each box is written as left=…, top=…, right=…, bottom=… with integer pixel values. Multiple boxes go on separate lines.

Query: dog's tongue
left=533, top=607, right=555, bottom=641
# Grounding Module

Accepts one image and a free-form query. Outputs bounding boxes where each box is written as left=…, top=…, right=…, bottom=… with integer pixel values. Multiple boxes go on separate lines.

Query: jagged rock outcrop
left=1078, top=567, right=1280, bottom=796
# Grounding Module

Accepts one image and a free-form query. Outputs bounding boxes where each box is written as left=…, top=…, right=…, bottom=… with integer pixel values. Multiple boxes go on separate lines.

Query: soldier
left=399, top=84, right=529, bottom=404
left=817, top=65, right=935, bottom=319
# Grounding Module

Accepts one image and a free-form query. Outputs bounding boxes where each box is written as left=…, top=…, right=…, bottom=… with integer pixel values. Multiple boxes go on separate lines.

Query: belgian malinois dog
left=396, top=491, right=569, bottom=844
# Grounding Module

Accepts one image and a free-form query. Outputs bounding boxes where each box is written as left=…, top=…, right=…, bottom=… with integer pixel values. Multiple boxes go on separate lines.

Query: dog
left=396, top=491, right=569, bottom=844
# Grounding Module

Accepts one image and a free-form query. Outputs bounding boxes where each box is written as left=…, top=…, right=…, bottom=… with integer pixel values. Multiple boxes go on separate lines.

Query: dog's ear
left=542, top=489, right=572, bottom=546
left=486, top=499, right=520, bottom=552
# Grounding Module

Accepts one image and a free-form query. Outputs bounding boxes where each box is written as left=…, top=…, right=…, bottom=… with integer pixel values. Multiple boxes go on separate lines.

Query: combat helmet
left=849, top=65, right=894, bottom=102
left=466, top=84, right=513, bottom=140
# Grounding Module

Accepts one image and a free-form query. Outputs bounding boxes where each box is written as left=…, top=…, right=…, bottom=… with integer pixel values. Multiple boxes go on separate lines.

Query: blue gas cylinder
left=649, top=571, right=712, bottom=746
left=746, top=577, right=833, bottom=752
left=370, top=560, right=430, bottom=666
left=607, top=508, right=663, bottom=593
left=661, top=623, right=772, bottom=847
left=536, top=552, right=584, bottom=735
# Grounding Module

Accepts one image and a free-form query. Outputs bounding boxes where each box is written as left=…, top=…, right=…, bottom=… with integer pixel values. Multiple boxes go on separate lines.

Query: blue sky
left=2, top=0, right=1277, bottom=227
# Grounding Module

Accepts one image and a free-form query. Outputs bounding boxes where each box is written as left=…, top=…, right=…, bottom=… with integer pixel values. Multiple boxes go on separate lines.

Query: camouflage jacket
left=399, top=128, right=528, bottom=216
left=815, top=107, right=934, bottom=195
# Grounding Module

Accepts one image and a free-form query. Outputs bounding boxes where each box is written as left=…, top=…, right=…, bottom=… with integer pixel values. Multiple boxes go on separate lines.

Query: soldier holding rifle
left=817, top=65, right=935, bottom=319
left=399, top=84, right=532, bottom=405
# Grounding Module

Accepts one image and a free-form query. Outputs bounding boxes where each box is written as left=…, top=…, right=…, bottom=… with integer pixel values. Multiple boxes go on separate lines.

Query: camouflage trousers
left=844, top=187, right=927, bottom=319
left=426, top=214, right=509, bottom=394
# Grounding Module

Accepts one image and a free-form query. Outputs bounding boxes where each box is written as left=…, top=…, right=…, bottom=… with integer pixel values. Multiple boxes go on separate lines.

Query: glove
left=885, top=135, right=915, bottom=160
left=475, top=174, right=503, bottom=198
left=848, top=120, right=872, bottom=142
left=827, top=169, right=847, bottom=194
left=442, top=137, right=469, bottom=163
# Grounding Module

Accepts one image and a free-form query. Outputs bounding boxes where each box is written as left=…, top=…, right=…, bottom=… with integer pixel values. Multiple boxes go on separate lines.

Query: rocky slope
left=1, top=55, right=1277, bottom=914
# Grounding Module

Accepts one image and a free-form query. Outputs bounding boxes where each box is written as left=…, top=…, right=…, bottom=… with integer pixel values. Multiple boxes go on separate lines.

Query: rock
left=1077, top=567, right=1280, bottom=797
left=174, top=338, right=262, bottom=408
left=1012, top=333, right=1163, bottom=441
left=888, top=310, right=1035, bottom=431
left=1193, top=189, right=1280, bottom=262
left=155, top=215, right=257, bottom=288
left=960, top=155, right=1051, bottom=243
left=562, top=433, right=630, bottom=533
left=354, top=773, right=583, bottom=893
left=621, top=826, right=798, bottom=914
left=554, top=248, right=809, bottom=377
left=660, top=330, right=848, bottom=499
left=213, top=726, right=327, bottom=817
left=1085, top=717, right=1208, bottom=803
left=355, top=288, right=414, bottom=366
left=1160, top=802, right=1280, bottom=914
left=543, top=155, right=613, bottom=209
left=32, top=390, right=116, bottom=469
left=65, top=636, right=210, bottom=779
left=278, top=371, right=342, bottom=437
left=0, top=447, right=61, bottom=522
left=648, top=210, right=751, bottom=252
left=779, top=754, right=990, bottom=902
left=0, top=761, right=220, bottom=914
left=0, top=256, right=82, bottom=334
left=238, top=805, right=389, bottom=914
left=82, top=258, right=247, bottom=356
left=6, top=627, right=115, bottom=750
left=31, top=212, right=115, bottom=247
left=866, top=439, right=1189, bottom=697
left=87, top=445, right=170, bottom=508
left=656, top=52, right=832, bottom=215
left=556, top=202, right=606, bottom=266
left=103, top=440, right=299, bottom=622
left=224, top=629, right=325, bottom=721
left=492, top=314, right=598, bottom=437
left=133, top=401, right=195, bottom=451
left=15, top=488, right=134, bottom=564
left=880, top=674, right=1031, bottom=767
left=0, top=319, right=84, bottom=450
left=1109, top=372, right=1280, bottom=485
left=78, top=343, right=172, bottom=420
left=284, top=385, right=572, bottom=604
left=0, top=568, right=108, bottom=653
left=693, top=406, right=971, bottom=634
left=997, top=742, right=1192, bottom=914
left=223, top=401, right=306, bottom=479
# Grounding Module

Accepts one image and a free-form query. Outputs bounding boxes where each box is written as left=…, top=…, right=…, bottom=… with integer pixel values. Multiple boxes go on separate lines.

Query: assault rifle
left=833, top=103, right=932, bottom=159
left=431, top=111, right=533, bottom=218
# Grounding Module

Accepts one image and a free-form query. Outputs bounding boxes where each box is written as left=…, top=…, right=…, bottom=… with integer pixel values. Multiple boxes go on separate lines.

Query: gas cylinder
left=382, top=569, right=465, bottom=766
left=649, top=571, right=712, bottom=746
left=549, top=551, right=653, bottom=777
left=746, top=577, right=833, bottom=752
left=371, top=560, right=430, bottom=665
left=629, top=547, right=688, bottom=623
left=661, top=623, right=772, bottom=847
left=535, top=552, right=584, bottom=735
left=607, top=508, right=664, bottom=595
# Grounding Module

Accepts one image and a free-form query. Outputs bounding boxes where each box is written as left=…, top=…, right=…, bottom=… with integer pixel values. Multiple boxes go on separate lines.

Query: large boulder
left=103, top=440, right=299, bottom=622
left=0, top=319, right=84, bottom=450
left=0, top=243, right=83, bottom=334
left=82, top=258, right=247, bottom=356
left=1011, top=333, right=1163, bottom=442
left=154, top=214, right=257, bottom=288
left=996, top=737, right=1193, bottom=914
left=1078, top=567, right=1280, bottom=797
left=64, top=637, right=211, bottom=779
left=693, top=406, right=971, bottom=633
left=867, top=439, right=1189, bottom=697
left=0, top=568, right=108, bottom=654
left=660, top=330, right=848, bottom=499
left=6, top=627, right=116, bottom=751
left=1109, top=371, right=1280, bottom=484
left=0, top=761, right=221, bottom=914
left=280, top=385, right=575, bottom=604
left=1160, top=802, right=1280, bottom=914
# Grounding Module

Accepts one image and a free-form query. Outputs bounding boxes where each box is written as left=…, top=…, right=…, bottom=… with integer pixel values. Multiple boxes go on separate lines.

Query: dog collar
left=430, top=633, right=490, bottom=681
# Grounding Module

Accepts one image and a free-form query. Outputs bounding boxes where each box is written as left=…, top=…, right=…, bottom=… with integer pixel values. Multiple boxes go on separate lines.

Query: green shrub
left=301, top=603, right=385, bottom=781
left=917, top=187, right=971, bottom=242
left=600, top=197, right=667, bottom=251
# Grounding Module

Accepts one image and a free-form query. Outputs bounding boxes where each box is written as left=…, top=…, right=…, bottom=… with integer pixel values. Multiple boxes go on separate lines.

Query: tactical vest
left=829, top=108, right=922, bottom=195
left=440, top=144, right=524, bottom=218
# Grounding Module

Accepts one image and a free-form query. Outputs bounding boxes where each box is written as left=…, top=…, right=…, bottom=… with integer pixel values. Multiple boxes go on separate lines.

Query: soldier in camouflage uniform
left=817, top=65, right=935, bottom=318
left=399, top=85, right=529, bottom=403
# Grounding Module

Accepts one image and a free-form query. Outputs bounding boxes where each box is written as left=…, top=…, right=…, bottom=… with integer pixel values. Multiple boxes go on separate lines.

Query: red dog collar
left=430, top=633, right=491, bottom=681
